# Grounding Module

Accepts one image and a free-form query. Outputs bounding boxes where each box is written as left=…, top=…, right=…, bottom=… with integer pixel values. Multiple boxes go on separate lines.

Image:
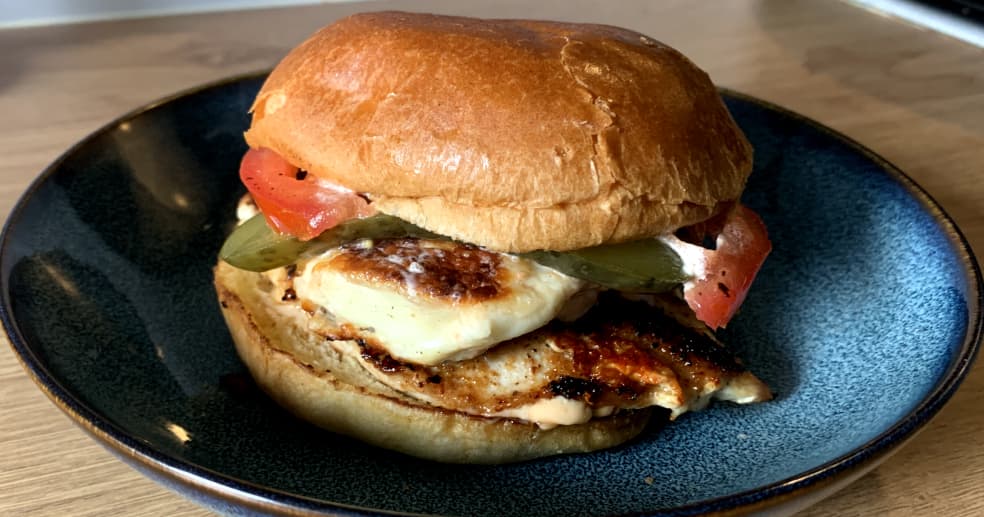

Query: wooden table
left=2, top=0, right=983, bottom=515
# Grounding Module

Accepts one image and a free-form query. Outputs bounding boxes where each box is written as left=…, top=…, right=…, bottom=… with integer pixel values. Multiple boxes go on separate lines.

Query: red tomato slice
left=683, top=204, right=771, bottom=330
left=239, top=148, right=374, bottom=240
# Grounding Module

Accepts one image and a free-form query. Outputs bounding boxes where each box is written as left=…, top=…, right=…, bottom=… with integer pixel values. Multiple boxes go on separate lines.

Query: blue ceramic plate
left=2, top=75, right=981, bottom=516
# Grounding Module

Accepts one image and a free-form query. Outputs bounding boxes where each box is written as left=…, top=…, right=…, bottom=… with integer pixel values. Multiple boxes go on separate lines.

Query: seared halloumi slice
left=292, top=238, right=587, bottom=365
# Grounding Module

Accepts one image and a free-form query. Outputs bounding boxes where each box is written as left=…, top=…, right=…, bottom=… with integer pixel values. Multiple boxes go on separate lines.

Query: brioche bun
left=214, top=261, right=653, bottom=464
left=244, top=11, right=752, bottom=252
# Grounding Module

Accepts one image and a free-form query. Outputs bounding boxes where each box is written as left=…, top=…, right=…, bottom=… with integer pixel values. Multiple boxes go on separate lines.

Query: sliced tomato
left=239, top=148, right=374, bottom=240
left=683, top=204, right=771, bottom=330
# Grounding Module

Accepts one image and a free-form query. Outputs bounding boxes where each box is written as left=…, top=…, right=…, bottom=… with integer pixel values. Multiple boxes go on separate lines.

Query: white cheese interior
left=490, top=398, right=618, bottom=430
left=292, top=242, right=585, bottom=365
left=493, top=398, right=591, bottom=429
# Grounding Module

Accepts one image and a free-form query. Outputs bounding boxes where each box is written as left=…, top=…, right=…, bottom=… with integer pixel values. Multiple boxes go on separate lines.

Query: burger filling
left=222, top=148, right=774, bottom=428
left=246, top=234, right=770, bottom=429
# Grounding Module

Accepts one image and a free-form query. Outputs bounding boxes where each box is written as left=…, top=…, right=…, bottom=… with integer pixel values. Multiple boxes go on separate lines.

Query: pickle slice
left=219, top=213, right=439, bottom=271
left=220, top=214, right=689, bottom=292
left=523, top=240, right=688, bottom=292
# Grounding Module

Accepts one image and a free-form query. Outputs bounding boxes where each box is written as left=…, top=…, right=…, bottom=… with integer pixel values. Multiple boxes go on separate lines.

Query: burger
left=214, top=11, right=773, bottom=464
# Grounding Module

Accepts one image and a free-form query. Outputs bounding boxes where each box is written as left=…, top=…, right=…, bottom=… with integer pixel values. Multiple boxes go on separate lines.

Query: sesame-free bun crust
left=244, top=12, right=752, bottom=252
left=214, top=261, right=651, bottom=464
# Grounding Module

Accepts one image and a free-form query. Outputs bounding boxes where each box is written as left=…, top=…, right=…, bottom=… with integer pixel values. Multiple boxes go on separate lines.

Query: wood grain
left=2, top=0, right=983, bottom=515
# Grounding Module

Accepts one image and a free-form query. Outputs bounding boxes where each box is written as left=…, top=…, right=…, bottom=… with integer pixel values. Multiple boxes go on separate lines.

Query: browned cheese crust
left=321, top=239, right=507, bottom=302
left=244, top=11, right=753, bottom=252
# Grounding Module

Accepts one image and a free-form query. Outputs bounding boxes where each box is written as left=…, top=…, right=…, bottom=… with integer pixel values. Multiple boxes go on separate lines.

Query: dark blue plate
left=2, top=74, right=980, bottom=516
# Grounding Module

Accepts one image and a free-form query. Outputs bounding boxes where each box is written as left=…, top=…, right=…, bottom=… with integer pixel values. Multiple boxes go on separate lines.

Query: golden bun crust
left=244, top=11, right=752, bottom=252
left=214, top=260, right=652, bottom=464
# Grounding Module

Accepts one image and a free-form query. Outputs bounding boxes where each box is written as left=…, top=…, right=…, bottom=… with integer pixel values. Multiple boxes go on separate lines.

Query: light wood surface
left=2, top=1, right=983, bottom=515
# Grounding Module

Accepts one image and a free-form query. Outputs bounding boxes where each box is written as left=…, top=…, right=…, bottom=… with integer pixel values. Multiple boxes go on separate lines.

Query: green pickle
left=220, top=213, right=688, bottom=292
left=522, top=240, right=687, bottom=292
left=219, top=213, right=439, bottom=271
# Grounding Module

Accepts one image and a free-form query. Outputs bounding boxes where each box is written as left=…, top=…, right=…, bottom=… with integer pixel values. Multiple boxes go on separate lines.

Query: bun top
left=245, top=11, right=752, bottom=252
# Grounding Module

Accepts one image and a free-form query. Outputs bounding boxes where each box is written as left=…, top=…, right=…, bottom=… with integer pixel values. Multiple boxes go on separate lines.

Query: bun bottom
left=214, top=261, right=653, bottom=464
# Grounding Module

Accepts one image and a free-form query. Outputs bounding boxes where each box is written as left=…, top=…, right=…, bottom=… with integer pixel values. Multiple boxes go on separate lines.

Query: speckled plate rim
left=1, top=73, right=981, bottom=517
left=670, top=89, right=984, bottom=516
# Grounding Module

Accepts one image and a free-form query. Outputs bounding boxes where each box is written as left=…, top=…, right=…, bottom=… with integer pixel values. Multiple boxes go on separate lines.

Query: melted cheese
left=492, top=398, right=617, bottom=430
left=292, top=242, right=585, bottom=365
left=494, top=398, right=591, bottom=429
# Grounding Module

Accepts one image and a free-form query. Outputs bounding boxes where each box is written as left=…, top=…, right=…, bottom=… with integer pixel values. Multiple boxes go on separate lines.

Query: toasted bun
left=214, top=260, right=652, bottom=464
left=244, top=12, right=752, bottom=252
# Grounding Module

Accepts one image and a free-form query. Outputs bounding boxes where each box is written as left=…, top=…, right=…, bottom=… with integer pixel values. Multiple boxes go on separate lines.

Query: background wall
left=0, top=0, right=337, bottom=28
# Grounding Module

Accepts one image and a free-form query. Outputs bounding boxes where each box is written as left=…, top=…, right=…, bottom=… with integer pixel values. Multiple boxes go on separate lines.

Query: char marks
left=340, top=293, right=767, bottom=419
left=325, top=238, right=508, bottom=302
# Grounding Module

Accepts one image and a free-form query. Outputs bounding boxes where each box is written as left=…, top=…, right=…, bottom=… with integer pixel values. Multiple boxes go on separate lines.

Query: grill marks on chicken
left=266, top=236, right=770, bottom=426
left=322, top=293, right=768, bottom=421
